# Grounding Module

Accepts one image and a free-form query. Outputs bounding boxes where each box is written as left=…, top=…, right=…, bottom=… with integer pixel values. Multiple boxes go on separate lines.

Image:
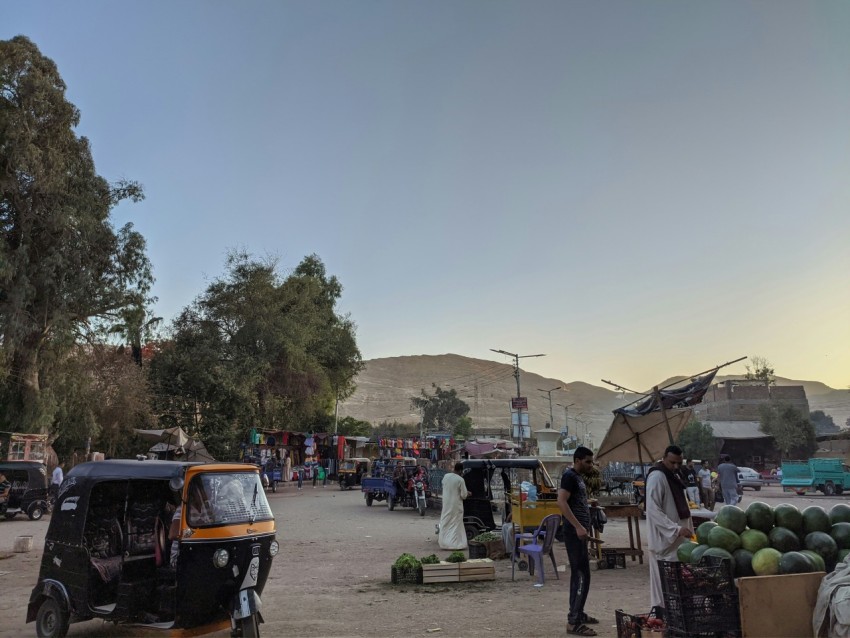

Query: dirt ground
left=0, top=483, right=846, bottom=638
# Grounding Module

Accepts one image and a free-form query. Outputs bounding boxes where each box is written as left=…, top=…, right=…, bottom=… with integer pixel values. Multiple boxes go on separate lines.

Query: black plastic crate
left=659, top=557, right=735, bottom=599
left=599, top=549, right=627, bottom=569
left=390, top=565, right=423, bottom=585
left=615, top=609, right=664, bottom=638
left=468, top=542, right=487, bottom=559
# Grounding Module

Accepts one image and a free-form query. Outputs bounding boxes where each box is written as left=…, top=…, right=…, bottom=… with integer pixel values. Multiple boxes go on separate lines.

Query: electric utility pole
left=538, top=386, right=561, bottom=430
left=490, top=348, right=545, bottom=445
left=556, top=402, right=575, bottom=434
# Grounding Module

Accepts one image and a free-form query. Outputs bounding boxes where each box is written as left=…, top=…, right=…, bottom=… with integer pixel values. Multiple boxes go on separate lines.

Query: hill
left=340, top=355, right=850, bottom=443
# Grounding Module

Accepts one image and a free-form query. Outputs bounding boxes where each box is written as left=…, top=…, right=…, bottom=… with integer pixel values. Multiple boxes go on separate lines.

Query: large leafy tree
left=759, top=401, right=816, bottom=459
left=147, top=252, right=362, bottom=458
left=809, top=410, right=839, bottom=435
left=675, top=419, right=718, bottom=463
left=0, top=36, right=153, bottom=432
left=410, top=384, right=470, bottom=434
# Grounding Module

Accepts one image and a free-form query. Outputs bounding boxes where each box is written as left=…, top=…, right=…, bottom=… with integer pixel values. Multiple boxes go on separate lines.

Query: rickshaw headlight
left=269, top=540, right=279, bottom=557
left=212, top=548, right=230, bottom=568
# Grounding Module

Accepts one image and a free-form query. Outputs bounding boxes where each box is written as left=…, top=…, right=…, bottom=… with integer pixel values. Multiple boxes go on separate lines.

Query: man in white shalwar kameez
left=438, top=463, right=469, bottom=550
left=645, top=445, right=694, bottom=611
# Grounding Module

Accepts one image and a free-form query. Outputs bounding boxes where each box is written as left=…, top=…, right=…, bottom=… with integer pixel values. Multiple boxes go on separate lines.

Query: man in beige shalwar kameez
left=645, top=445, right=694, bottom=611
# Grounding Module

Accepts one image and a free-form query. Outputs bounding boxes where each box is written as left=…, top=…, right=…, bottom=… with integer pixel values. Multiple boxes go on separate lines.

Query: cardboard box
left=422, top=562, right=459, bottom=584
left=737, top=572, right=824, bottom=638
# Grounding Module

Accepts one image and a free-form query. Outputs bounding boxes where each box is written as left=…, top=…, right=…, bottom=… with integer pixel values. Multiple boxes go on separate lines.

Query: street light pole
left=490, top=348, right=545, bottom=445
left=538, top=386, right=561, bottom=430
left=556, top=402, right=575, bottom=434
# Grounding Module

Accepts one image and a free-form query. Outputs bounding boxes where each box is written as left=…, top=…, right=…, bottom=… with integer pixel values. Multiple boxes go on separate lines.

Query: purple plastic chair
left=511, top=513, right=561, bottom=585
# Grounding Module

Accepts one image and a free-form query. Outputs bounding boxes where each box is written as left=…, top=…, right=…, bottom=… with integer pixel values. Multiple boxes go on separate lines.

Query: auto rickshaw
left=338, top=458, right=370, bottom=490
left=27, top=459, right=277, bottom=638
left=459, top=458, right=561, bottom=538
left=0, top=460, right=50, bottom=521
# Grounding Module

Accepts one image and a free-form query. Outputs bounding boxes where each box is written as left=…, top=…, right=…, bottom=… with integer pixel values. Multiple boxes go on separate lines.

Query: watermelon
left=752, top=547, right=782, bottom=576
left=703, top=547, right=734, bottom=565
left=733, top=548, right=755, bottom=577
left=740, top=529, right=770, bottom=554
left=769, top=526, right=801, bottom=552
left=774, top=504, right=803, bottom=533
left=677, top=541, right=699, bottom=563
left=696, top=521, right=718, bottom=545
left=746, top=501, right=774, bottom=534
left=830, top=503, right=850, bottom=525
left=708, top=525, right=742, bottom=553
left=805, top=531, right=839, bottom=563
left=830, top=522, right=850, bottom=550
left=838, top=549, right=850, bottom=564
left=779, top=551, right=815, bottom=574
left=715, top=505, right=748, bottom=534
left=690, top=544, right=711, bottom=565
left=802, top=506, right=831, bottom=535
left=800, top=549, right=826, bottom=572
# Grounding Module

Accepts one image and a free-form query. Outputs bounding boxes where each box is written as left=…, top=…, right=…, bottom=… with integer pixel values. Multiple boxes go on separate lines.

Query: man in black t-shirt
left=557, top=446, right=598, bottom=636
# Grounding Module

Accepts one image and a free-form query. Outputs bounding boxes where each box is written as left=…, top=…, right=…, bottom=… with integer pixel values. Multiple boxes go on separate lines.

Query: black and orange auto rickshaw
left=27, top=459, right=277, bottom=638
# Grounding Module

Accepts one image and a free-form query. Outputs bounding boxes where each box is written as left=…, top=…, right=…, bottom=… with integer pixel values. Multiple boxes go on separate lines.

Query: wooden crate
left=422, top=562, right=459, bottom=584
left=737, top=572, right=824, bottom=638
left=458, top=558, right=495, bottom=582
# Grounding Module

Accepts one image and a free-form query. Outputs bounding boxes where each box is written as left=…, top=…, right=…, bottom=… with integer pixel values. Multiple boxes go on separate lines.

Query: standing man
left=646, top=445, right=694, bottom=612
left=698, top=463, right=715, bottom=511
left=717, top=455, right=740, bottom=505
left=682, top=460, right=701, bottom=507
left=438, top=462, right=469, bottom=550
left=50, top=462, right=64, bottom=501
left=557, top=446, right=599, bottom=637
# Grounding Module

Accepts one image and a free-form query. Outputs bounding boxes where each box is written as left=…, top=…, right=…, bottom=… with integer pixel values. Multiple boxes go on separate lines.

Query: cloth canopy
left=596, top=370, right=719, bottom=466
left=134, top=427, right=214, bottom=462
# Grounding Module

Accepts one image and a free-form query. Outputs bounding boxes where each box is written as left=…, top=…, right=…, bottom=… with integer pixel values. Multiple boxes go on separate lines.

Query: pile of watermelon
left=677, top=502, right=850, bottom=577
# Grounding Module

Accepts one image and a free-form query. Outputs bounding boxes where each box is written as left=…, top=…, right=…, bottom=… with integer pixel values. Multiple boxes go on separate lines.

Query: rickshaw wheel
left=271, top=481, right=277, bottom=493
left=366, top=494, right=374, bottom=506
left=238, top=612, right=260, bottom=638
left=36, top=597, right=69, bottom=638
left=28, top=503, right=44, bottom=521
left=388, top=496, right=395, bottom=511
left=518, top=560, right=528, bottom=571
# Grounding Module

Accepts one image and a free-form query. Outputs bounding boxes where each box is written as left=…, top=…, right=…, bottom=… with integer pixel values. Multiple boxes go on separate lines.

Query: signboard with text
left=510, top=397, right=528, bottom=410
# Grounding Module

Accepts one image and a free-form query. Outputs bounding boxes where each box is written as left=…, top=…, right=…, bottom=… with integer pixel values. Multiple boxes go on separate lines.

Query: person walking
left=682, top=460, right=701, bottom=507
left=557, top=446, right=599, bottom=636
left=717, top=455, right=740, bottom=505
left=645, top=445, right=694, bottom=613
left=50, top=462, right=64, bottom=501
left=438, top=462, right=469, bottom=550
left=698, top=463, right=715, bottom=511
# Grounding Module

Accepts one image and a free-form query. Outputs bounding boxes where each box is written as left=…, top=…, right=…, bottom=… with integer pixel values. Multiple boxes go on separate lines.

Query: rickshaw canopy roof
left=461, top=458, right=547, bottom=470
left=0, top=460, right=48, bottom=479
left=67, top=459, right=201, bottom=481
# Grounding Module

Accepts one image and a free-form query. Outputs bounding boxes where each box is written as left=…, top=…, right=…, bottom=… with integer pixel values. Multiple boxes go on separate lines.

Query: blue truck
left=780, top=458, right=850, bottom=496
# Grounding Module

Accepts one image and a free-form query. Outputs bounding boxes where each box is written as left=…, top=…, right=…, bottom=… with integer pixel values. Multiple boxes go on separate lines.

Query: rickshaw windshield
left=186, top=472, right=273, bottom=527
left=340, top=461, right=357, bottom=471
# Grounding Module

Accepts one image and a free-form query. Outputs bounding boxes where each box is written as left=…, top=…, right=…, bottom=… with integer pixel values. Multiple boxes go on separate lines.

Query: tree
left=809, top=410, right=839, bottom=435
left=759, top=401, right=817, bottom=459
left=0, top=36, right=153, bottom=432
left=410, top=384, right=470, bottom=434
left=335, top=416, right=373, bottom=437
left=745, top=356, right=775, bottom=387
left=147, top=252, right=362, bottom=458
left=454, top=415, right=473, bottom=439
left=676, top=419, right=718, bottom=462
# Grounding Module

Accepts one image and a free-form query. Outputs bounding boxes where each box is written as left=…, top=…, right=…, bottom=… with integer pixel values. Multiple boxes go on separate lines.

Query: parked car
left=737, top=467, right=763, bottom=491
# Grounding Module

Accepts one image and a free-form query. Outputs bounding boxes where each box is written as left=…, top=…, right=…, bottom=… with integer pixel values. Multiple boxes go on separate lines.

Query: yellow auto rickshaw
left=338, top=457, right=371, bottom=490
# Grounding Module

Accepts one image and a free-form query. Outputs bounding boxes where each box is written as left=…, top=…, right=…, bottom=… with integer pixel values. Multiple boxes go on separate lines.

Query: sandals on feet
left=567, top=625, right=597, bottom=636
left=581, top=615, right=600, bottom=625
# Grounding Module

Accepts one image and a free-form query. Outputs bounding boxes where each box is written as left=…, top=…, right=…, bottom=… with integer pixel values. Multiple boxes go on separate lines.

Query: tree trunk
left=9, top=336, right=45, bottom=432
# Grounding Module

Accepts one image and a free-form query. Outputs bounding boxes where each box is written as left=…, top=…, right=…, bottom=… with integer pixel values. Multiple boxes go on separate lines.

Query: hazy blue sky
left=5, top=1, right=850, bottom=391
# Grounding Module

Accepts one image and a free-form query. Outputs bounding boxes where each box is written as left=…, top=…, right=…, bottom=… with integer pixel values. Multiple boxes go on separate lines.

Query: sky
left=4, top=1, right=850, bottom=392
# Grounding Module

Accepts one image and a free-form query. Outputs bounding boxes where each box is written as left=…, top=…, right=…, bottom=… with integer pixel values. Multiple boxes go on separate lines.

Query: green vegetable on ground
left=446, top=551, right=467, bottom=563
left=471, top=532, right=502, bottom=543
left=420, top=554, right=440, bottom=564
left=393, top=553, right=422, bottom=569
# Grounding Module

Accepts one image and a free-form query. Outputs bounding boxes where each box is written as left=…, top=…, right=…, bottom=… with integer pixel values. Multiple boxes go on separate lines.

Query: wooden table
left=598, top=504, right=644, bottom=564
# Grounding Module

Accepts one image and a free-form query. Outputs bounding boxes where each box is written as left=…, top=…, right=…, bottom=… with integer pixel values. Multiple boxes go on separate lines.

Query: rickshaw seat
left=511, top=513, right=561, bottom=585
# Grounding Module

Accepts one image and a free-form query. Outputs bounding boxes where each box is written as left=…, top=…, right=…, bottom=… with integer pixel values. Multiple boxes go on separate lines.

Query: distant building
left=693, top=380, right=811, bottom=470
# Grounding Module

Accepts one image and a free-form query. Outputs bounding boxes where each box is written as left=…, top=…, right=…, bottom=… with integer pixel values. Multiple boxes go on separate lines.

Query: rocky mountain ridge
left=340, top=354, right=850, bottom=442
